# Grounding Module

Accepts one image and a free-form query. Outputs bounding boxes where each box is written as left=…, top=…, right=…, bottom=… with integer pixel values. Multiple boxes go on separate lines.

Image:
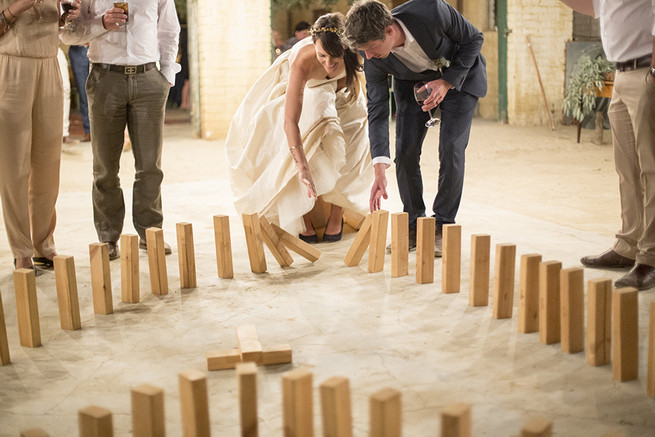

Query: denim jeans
left=68, top=45, right=90, bottom=134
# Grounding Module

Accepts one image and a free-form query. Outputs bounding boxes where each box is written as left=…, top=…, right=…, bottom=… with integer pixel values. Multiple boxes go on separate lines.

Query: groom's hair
left=344, top=0, right=394, bottom=47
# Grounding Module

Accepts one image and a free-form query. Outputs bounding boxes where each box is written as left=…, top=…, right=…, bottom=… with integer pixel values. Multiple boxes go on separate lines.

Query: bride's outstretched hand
left=297, top=162, right=318, bottom=199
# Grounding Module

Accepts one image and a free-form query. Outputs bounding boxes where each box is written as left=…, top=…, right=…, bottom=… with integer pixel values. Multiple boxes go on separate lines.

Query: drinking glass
left=113, top=1, right=128, bottom=24
left=33, top=0, right=44, bottom=22
left=412, top=82, right=440, bottom=127
left=60, top=0, right=75, bottom=30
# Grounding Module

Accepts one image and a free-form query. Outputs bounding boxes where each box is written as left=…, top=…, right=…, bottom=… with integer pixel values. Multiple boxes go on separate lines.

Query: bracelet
left=289, top=144, right=303, bottom=151
left=4, top=7, right=15, bottom=20
left=0, top=10, right=12, bottom=32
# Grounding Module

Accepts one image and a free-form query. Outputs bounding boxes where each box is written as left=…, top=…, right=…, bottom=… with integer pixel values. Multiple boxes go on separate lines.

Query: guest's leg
left=68, top=45, right=90, bottom=135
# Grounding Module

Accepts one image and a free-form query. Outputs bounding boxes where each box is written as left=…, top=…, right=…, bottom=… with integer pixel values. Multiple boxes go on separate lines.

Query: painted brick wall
left=197, top=0, right=271, bottom=139
left=507, top=0, right=572, bottom=126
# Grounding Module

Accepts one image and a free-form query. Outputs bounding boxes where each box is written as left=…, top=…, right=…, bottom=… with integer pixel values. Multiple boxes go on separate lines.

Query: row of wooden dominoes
left=18, top=366, right=561, bottom=437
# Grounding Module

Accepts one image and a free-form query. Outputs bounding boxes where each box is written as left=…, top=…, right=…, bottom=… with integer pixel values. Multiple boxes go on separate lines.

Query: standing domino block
left=416, top=217, right=435, bottom=284
left=13, top=269, right=41, bottom=348
left=89, top=243, right=113, bottom=315
left=469, top=234, right=490, bottom=306
left=320, top=376, right=353, bottom=437
left=391, top=212, right=409, bottom=278
left=176, top=223, right=197, bottom=288
left=179, top=370, right=211, bottom=437
left=368, top=210, right=389, bottom=273
left=442, top=224, right=462, bottom=293
left=0, top=292, right=10, bottom=365
left=54, top=255, right=82, bottom=330
left=539, top=261, right=561, bottom=345
left=344, top=214, right=372, bottom=267
left=271, top=223, right=321, bottom=263
left=145, top=227, right=169, bottom=295
left=587, top=278, right=612, bottom=366
left=518, top=254, right=541, bottom=333
left=131, top=384, right=165, bottom=437
left=213, top=215, right=234, bottom=279
left=282, top=370, right=314, bottom=437
left=237, top=362, right=258, bottom=437
left=560, top=267, right=584, bottom=354
left=440, top=402, right=471, bottom=437
left=369, top=388, right=401, bottom=437
left=520, top=417, right=552, bottom=436
left=242, top=213, right=267, bottom=273
left=492, top=244, right=516, bottom=319
left=236, top=325, right=263, bottom=364
left=259, top=215, right=294, bottom=267
left=79, top=405, right=113, bottom=437
left=20, top=429, right=50, bottom=437
left=120, top=234, right=140, bottom=304
left=648, top=302, right=655, bottom=397
left=612, top=287, right=639, bottom=382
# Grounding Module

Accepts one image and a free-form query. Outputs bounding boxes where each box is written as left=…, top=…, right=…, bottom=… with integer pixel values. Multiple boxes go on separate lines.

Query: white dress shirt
left=592, top=0, right=654, bottom=62
left=60, top=0, right=181, bottom=84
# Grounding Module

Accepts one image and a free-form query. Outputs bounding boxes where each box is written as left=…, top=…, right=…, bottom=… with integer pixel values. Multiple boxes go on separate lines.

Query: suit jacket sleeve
left=364, top=59, right=391, bottom=160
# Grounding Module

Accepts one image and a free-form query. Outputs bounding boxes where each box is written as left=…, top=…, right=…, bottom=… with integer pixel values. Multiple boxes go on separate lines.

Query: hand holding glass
left=413, top=82, right=440, bottom=128
left=60, top=0, right=75, bottom=30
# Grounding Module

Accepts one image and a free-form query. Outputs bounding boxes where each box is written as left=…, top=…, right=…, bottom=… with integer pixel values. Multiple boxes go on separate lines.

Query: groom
left=345, top=0, right=486, bottom=256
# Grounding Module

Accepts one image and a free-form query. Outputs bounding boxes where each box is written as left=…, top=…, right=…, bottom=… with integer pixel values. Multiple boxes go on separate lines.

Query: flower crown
left=310, top=26, right=343, bottom=37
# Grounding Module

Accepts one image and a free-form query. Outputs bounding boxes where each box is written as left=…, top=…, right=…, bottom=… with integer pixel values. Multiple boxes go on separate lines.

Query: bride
left=225, top=13, right=372, bottom=243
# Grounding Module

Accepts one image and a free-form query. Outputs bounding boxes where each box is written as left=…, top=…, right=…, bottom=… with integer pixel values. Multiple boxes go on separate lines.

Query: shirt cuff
left=372, top=156, right=392, bottom=168
left=160, top=62, right=181, bottom=85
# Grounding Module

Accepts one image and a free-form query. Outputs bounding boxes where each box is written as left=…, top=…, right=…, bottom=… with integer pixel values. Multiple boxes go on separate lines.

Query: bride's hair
left=311, top=13, right=363, bottom=96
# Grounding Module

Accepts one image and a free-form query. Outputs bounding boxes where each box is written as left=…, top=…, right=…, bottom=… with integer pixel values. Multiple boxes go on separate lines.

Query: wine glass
left=413, top=82, right=440, bottom=128
left=60, top=0, right=75, bottom=30
left=33, top=0, right=44, bottom=22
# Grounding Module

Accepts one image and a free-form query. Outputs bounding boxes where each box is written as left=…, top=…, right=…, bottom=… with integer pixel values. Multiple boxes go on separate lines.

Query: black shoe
left=298, top=233, right=319, bottom=244
left=580, top=249, right=634, bottom=269
left=615, top=263, right=655, bottom=290
left=106, top=242, right=120, bottom=260
left=138, top=238, right=172, bottom=254
left=323, top=219, right=343, bottom=242
left=32, top=256, right=54, bottom=269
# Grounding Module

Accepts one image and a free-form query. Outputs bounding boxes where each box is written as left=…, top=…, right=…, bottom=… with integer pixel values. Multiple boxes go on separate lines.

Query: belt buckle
left=124, top=66, right=137, bottom=75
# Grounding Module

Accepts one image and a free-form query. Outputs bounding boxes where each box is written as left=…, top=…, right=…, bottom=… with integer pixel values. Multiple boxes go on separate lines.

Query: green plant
left=563, top=54, right=615, bottom=123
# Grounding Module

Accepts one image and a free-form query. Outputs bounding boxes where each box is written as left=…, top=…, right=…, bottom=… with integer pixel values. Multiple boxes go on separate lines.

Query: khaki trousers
left=0, top=55, right=63, bottom=259
left=86, top=65, right=170, bottom=243
left=610, top=68, right=655, bottom=266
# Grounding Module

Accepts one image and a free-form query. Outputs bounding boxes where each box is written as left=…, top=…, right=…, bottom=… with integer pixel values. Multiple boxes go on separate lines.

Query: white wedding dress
left=225, top=37, right=373, bottom=235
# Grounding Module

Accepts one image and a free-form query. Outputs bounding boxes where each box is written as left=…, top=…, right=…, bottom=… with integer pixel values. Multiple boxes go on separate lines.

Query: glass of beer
left=113, top=1, right=128, bottom=24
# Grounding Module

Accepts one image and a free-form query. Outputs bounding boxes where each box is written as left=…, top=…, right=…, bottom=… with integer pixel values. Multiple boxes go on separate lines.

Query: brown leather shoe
left=580, top=249, right=634, bottom=269
left=107, top=241, right=120, bottom=260
left=615, top=263, right=655, bottom=290
left=385, top=227, right=417, bottom=254
left=139, top=238, right=172, bottom=254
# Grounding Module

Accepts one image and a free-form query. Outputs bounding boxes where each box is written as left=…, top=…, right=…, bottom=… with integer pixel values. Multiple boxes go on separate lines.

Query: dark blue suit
left=364, top=0, right=487, bottom=228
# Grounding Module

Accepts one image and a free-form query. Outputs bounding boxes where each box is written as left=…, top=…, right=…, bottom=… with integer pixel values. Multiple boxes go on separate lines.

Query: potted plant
left=563, top=54, right=615, bottom=125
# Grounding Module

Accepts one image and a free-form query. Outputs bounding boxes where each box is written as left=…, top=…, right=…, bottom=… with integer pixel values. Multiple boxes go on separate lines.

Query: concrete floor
left=0, top=113, right=654, bottom=436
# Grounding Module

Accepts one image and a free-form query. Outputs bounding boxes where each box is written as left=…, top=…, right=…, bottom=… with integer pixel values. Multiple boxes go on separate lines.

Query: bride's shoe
left=323, top=218, right=343, bottom=242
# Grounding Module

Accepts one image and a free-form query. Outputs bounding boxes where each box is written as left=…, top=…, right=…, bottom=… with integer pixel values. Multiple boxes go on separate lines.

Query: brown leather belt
left=92, top=62, right=157, bottom=74
left=615, top=55, right=651, bottom=72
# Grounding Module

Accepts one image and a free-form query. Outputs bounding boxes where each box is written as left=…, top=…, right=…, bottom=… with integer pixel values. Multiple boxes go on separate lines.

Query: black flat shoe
left=298, top=233, right=319, bottom=244
left=323, top=218, right=343, bottom=242
left=32, top=256, right=54, bottom=269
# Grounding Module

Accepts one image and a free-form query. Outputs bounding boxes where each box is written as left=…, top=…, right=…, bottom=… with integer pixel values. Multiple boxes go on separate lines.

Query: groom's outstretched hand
left=370, top=163, right=388, bottom=212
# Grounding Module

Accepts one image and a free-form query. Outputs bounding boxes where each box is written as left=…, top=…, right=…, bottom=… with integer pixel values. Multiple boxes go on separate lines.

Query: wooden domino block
left=179, top=370, right=211, bottom=437
left=242, top=213, right=267, bottom=273
left=369, top=388, right=401, bottom=437
left=343, top=209, right=366, bottom=230
left=54, top=256, right=82, bottom=331
left=368, top=210, right=389, bottom=273
left=13, top=269, right=41, bottom=348
left=416, top=217, right=435, bottom=284
left=587, top=278, right=612, bottom=366
left=492, top=244, right=516, bottom=319
left=262, top=344, right=292, bottom=365
left=391, top=213, right=409, bottom=278
left=89, top=243, right=113, bottom=315
left=145, top=227, right=169, bottom=295
left=469, top=234, right=490, bottom=307
left=207, top=349, right=241, bottom=371
left=520, top=417, right=552, bottom=436
left=539, top=261, right=561, bottom=345
left=213, top=215, right=234, bottom=279
left=131, top=384, right=165, bottom=437
left=560, top=267, right=584, bottom=354
left=320, top=376, right=352, bottom=437
left=612, top=287, right=639, bottom=382
left=79, top=405, right=113, bottom=437
left=0, top=292, right=10, bottom=366
left=282, top=370, right=314, bottom=437
left=271, top=223, right=321, bottom=263
left=236, top=362, right=258, bottom=437
left=259, top=215, right=294, bottom=267
left=176, top=223, right=197, bottom=288
left=344, top=214, right=372, bottom=267
left=20, top=429, right=50, bottom=437
left=648, top=302, right=655, bottom=397
left=440, top=402, right=471, bottom=437
left=442, top=224, right=461, bottom=293
left=236, top=325, right=263, bottom=364
left=518, top=254, right=541, bottom=333
left=120, top=234, right=140, bottom=304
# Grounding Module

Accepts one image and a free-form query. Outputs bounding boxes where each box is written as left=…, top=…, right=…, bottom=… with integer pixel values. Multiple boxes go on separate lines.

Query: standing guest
left=61, top=0, right=180, bottom=260
left=0, top=0, right=80, bottom=273
left=282, top=20, right=311, bottom=52
left=560, top=0, right=655, bottom=290
left=68, top=44, right=90, bottom=141
left=344, top=0, right=487, bottom=256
